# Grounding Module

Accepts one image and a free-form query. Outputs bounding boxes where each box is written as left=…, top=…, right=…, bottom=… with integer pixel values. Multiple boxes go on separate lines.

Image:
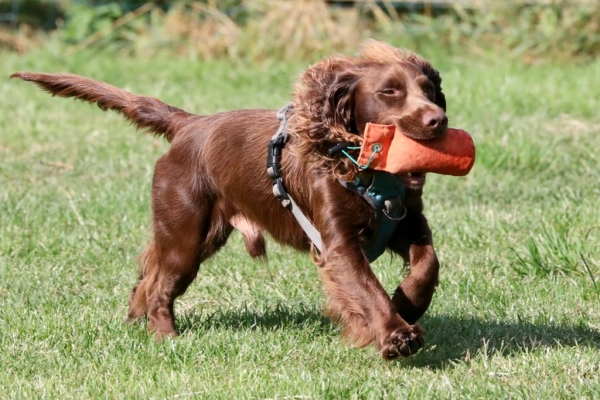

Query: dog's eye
left=380, top=89, right=398, bottom=96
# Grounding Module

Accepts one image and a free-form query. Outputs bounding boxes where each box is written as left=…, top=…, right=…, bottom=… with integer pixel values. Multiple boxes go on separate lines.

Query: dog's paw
left=382, top=324, right=424, bottom=360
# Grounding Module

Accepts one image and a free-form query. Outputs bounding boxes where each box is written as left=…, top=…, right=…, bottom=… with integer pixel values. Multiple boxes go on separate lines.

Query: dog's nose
left=422, top=110, right=448, bottom=130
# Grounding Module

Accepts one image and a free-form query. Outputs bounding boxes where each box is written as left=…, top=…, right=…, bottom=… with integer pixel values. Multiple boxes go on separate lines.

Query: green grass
left=1, top=44, right=599, bottom=398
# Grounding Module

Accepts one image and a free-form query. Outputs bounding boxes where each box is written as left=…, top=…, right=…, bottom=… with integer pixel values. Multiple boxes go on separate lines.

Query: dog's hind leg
left=127, top=239, right=159, bottom=322
left=127, top=153, right=233, bottom=338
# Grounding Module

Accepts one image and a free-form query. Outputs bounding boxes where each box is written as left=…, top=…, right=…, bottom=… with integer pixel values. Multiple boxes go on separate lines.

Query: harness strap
left=267, top=104, right=323, bottom=252
left=286, top=197, right=323, bottom=251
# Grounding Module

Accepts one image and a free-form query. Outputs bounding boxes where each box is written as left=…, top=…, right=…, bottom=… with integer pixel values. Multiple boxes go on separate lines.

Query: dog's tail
left=10, top=72, right=191, bottom=142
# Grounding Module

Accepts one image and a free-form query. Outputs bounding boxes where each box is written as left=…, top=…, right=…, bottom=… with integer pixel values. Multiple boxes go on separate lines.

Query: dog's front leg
left=388, top=212, right=440, bottom=324
left=314, top=205, right=423, bottom=359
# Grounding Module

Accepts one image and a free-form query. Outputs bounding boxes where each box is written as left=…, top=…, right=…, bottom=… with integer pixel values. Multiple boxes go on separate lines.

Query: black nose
left=422, top=110, right=448, bottom=130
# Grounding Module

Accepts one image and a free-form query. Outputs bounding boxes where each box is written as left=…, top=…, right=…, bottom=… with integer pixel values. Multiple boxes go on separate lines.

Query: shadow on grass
left=409, top=314, right=600, bottom=369
left=177, top=304, right=599, bottom=368
left=178, top=303, right=334, bottom=335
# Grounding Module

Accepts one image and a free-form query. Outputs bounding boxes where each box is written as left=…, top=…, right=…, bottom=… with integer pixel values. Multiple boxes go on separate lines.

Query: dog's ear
left=290, top=58, right=364, bottom=181
left=426, top=68, right=446, bottom=112
left=323, top=71, right=361, bottom=134
left=405, top=55, right=446, bottom=112
left=292, top=57, right=361, bottom=142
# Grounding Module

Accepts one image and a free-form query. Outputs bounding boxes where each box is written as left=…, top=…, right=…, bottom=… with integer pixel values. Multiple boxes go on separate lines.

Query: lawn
left=1, top=44, right=599, bottom=398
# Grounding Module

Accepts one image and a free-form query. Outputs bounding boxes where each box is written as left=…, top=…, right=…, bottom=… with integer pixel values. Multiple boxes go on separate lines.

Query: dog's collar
left=266, top=103, right=406, bottom=262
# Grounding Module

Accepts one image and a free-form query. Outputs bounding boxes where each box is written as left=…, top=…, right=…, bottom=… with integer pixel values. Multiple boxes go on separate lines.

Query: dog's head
left=289, top=40, right=447, bottom=187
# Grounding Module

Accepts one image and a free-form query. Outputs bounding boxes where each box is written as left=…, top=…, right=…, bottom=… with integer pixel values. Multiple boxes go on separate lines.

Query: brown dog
left=12, top=41, right=447, bottom=359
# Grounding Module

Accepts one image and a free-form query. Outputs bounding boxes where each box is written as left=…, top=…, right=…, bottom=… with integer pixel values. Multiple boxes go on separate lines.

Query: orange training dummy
left=355, top=123, right=475, bottom=176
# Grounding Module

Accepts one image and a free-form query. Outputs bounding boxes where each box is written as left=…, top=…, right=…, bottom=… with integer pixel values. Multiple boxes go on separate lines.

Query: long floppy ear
left=323, top=71, right=361, bottom=134
left=426, top=68, right=446, bottom=111
left=405, top=55, right=446, bottom=111
left=289, top=57, right=363, bottom=181
left=291, top=57, right=362, bottom=144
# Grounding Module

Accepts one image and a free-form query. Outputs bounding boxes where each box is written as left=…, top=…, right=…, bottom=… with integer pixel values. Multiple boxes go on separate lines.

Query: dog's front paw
left=382, top=324, right=424, bottom=360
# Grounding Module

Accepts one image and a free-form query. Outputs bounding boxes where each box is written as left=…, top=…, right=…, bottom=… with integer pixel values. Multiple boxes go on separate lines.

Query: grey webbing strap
left=271, top=103, right=293, bottom=142
left=268, top=104, right=323, bottom=252
left=288, top=197, right=322, bottom=251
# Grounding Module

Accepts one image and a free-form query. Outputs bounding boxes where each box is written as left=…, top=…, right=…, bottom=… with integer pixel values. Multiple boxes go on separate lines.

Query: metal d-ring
left=382, top=202, right=407, bottom=221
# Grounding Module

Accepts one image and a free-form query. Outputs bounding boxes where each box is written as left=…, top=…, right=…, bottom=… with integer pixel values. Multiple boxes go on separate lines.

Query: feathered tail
left=11, top=72, right=191, bottom=142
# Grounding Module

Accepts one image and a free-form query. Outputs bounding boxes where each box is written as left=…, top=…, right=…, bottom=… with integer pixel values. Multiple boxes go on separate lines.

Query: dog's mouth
left=397, top=172, right=426, bottom=190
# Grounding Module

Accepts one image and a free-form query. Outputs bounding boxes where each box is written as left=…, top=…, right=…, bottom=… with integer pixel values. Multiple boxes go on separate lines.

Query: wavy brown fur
left=11, top=40, right=446, bottom=360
